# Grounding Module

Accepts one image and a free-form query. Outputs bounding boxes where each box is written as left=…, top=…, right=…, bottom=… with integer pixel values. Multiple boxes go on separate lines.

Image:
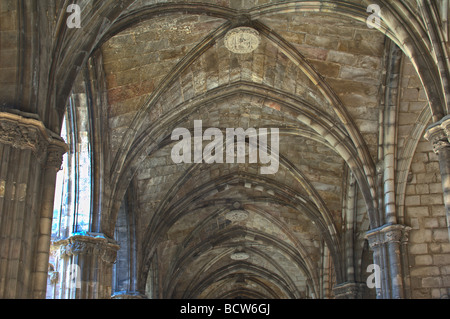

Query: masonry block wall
left=406, top=139, right=450, bottom=298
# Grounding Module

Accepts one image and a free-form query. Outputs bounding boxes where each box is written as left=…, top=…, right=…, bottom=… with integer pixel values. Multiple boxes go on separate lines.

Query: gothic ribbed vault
left=1, top=0, right=450, bottom=300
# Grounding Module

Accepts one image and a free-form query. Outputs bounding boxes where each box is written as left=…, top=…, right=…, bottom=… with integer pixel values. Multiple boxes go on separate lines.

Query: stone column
left=424, top=115, right=450, bottom=241
left=0, top=111, right=67, bottom=299
left=53, top=233, right=120, bottom=299
left=365, top=224, right=411, bottom=299
left=33, top=144, right=67, bottom=298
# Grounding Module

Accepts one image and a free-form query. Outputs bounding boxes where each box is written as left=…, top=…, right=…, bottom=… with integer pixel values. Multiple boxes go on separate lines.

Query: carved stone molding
left=0, top=111, right=68, bottom=167
left=231, top=251, right=250, bottom=261
left=226, top=209, right=249, bottom=222
left=54, top=233, right=120, bottom=264
left=424, top=115, right=450, bottom=154
left=365, top=224, right=412, bottom=249
left=224, top=27, right=261, bottom=54
left=46, top=144, right=67, bottom=171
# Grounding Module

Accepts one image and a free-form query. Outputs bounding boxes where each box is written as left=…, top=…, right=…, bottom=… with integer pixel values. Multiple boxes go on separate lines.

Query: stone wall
left=405, top=138, right=450, bottom=298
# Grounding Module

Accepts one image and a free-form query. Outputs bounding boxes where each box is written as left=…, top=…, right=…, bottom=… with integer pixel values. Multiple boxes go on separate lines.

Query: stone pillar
left=53, top=233, right=120, bottom=299
left=33, top=144, right=67, bottom=298
left=424, top=115, right=450, bottom=241
left=365, top=224, right=411, bottom=299
left=0, top=111, right=67, bottom=299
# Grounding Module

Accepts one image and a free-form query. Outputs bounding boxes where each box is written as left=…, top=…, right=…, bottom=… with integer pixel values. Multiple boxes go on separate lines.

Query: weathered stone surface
left=224, top=27, right=261, bottom=54
left=2, top=0, right=450, bottom=301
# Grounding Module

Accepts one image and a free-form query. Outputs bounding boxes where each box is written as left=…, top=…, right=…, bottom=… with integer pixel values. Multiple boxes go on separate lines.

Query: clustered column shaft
left=425, top=115, right=450, bottom=242
left=365, top=224, right=411, bottom=299
left=0, top=111, right=67, bottom=299
left=52, top=233, right=120, bottom=299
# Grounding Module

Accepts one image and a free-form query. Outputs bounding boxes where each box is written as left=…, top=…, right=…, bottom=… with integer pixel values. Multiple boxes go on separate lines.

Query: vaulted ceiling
left=63, top=0, right=441, bottom=299
left=3, top=0, right=450, bottom=300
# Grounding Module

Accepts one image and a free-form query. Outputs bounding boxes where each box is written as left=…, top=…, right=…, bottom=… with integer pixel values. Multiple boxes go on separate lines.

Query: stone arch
left=106, top=83, right=378, bottom=237
left=165, top=228, right=306, bottom=299
left=137, top=168, right=342, bottom=294
left=158, top=205, right=320, bottom=297
left=89, top=0, right=447, bottom=121
left=50, top=0, right=446, bottom=241
left=192, top=263, right=292, bottom=299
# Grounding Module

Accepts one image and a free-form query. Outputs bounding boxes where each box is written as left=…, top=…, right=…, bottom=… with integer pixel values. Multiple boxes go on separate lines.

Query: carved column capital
left=0, top=111, right=68, bottom=167
left=425, top=115, right=450, bottom=154
left=45, top=143, right=67, bottom=171
left=365, top=224, right=411, bottom=249
left=54, top=232, right=120, bottom=264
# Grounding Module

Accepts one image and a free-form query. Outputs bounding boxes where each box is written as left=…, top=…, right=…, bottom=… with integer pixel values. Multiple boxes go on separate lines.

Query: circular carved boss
left=224, top=27, right=261, bottom=54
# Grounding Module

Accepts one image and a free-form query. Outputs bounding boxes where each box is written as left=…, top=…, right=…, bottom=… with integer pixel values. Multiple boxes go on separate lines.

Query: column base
left=333, top=282, right=369, bottom=299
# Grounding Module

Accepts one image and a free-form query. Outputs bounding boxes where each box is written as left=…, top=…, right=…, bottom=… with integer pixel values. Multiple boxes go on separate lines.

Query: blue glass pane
left=52, top=117, right=69, bottom=238
left=76, top=132, right=91, bottom=233
left=53, top=105, right=93, bottom=237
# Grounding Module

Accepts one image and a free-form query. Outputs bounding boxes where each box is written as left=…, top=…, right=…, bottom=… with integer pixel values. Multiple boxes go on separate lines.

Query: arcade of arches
left=1, top=0, right=450, bottom=299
